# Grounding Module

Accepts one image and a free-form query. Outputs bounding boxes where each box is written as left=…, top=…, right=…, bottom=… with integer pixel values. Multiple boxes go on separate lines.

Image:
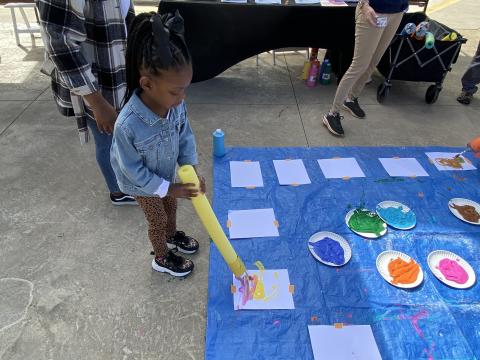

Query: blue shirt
left=369, top=0, right=408, bottom=13
left=110, top=90, right=198, bottom=197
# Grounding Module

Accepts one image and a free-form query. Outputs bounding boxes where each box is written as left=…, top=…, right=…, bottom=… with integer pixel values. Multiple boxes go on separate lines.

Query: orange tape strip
left=334, top=323, right=344, bottom=329
left=227, top=220, right=232, bottom=228
left=273, top=220, right=280, bottom=228
left=231, top=285, right=236, bottom=294
left=288, top=284, right=295, bottom=293
left=342, top=176, right=350, bottom=181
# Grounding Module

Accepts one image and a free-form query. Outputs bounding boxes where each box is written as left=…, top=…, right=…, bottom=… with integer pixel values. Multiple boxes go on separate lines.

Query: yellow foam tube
left=177, top=165, right=246, bottom=277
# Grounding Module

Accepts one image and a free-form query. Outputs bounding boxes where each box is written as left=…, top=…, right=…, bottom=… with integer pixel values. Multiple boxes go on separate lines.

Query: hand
left=198, top=175, right=206, bottom=194
left=84, top=91, right=117, bottom=135
left=361, top=4, right=378, bottom=27
left=468, top=136, right=480, bottom=157
left=167, top=183, right=199, bottom=199
left=92, top=103, right=117, bottom=135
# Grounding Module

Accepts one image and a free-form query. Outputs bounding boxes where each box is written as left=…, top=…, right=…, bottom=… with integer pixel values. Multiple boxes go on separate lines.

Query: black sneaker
left=167, top=231, right=199, bottom=254
left=151, top=250, right=194, bottom=277
left=343, top=98, right=366, bottom=118
left=457, top=87, right=477, bottom=105
left=110, top=193, right=137, bottom=206
left=323, top=112, right=345, bottom=137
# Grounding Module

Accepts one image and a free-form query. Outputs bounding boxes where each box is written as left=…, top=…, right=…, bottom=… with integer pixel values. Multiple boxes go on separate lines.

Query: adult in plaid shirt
left=36, top=0, right=137, bottom=205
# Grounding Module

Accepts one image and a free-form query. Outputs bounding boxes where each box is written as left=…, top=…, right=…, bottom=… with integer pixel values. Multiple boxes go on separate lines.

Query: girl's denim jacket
left=110, top=90, right=198, bottom=197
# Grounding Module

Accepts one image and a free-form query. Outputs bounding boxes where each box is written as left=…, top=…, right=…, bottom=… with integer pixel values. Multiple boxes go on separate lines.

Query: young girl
left=110, top=11, right=205, bottom=277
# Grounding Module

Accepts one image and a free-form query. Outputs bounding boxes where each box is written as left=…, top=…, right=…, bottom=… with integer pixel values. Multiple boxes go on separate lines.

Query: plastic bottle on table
left=306, top=59, right=320, bottom=87
left=212, top=129, right=225, bottom=157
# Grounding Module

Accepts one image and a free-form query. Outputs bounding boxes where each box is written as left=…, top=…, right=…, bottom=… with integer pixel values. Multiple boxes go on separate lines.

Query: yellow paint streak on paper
left=251, top=261, right=278, bottom=302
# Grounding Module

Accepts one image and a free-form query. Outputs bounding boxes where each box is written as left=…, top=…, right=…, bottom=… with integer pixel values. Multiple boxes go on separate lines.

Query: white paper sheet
left=221, top=0, right=248, bottom=3
left=425, top=152, right=477, bottom=171
left=320, top=0, right=347, bottom=6
left=233, top=269, right=294, bottom=310
left=295, top=0, right=320, bottom=4
left=317, top=158, right=366, bottom=179
left=273, top=159, right=311, bottom=185
left=255, top=0, right=282, bottom=4
left=228, top=208, right=279, bottom=239
left=230, top=161, right=264, bottom=188
left=308, top=325, right=382, bottom=360
left=379, top=158, right=429, bottom=177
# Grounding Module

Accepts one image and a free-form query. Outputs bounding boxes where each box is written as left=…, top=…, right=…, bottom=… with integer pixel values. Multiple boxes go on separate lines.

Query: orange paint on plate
left=388, top=257, right=420, bottom=285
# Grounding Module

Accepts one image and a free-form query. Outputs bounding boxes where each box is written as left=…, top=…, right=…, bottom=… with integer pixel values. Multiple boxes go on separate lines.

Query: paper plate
left=448, top=198, right=480, bottom=225
left=308, top=231, right=352, bottom=267
left=376, top=250, right=423, bottom=289
left=376, top=201, right=416, bottom=230
left=345, top=208, right=387, bottom=239
left=427, top=250, right=476, bottom=289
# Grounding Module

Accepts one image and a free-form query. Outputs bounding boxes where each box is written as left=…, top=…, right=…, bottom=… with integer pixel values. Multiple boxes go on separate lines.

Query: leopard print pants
left=135, top=195, right=177, bottom=257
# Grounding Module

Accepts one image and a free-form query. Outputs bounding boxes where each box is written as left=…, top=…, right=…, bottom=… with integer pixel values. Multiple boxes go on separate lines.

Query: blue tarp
left=206, top=147, right=480, bottom=360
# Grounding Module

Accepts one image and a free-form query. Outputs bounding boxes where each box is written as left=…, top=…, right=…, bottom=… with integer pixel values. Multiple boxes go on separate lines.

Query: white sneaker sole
left=151, top=259, right=192, bottom=277
left=342, top=103, right=365, bottom=119
left=111, top=201, right=138, bottom=206
left=322, top=115, right=344, bottom=137
left=167, top=242, right=198, bottom=254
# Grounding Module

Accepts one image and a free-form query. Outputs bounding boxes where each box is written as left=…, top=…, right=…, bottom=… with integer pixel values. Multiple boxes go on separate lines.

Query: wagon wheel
left=425, top=84, right=441, bottom=104
left=377, top=83, right=390, bottom=103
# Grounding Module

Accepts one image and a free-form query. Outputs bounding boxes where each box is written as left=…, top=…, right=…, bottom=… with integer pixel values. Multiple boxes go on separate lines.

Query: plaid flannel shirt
left=36, top=0, right=134, bottom=144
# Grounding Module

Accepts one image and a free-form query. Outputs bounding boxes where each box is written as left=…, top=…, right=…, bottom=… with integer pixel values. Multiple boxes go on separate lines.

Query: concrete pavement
left=0, top=1, right=478, bottom=359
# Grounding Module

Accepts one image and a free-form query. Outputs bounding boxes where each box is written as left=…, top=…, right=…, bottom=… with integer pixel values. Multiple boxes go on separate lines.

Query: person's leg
left=136, top=195, right=194, bottom=276
left=163, top=196, right=177, bottom=239
left=349, top=12, right=403, bottom=99
left=164, top=195, right=199, bottom=254
left=330, top=6, right=384, bottom=113
left=86, top=118, right=120, bottom=193
left=461, top=41, right=480, bottom=92
left=135, top=196, right=169, bottom=257
left=457, top=41, right=480, bottom=104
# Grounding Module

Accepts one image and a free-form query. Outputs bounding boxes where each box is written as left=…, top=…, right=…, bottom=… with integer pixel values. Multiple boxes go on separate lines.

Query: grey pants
left=331, top=5, right=403, bottom=112
left=461, top=41, right=480, bottom=92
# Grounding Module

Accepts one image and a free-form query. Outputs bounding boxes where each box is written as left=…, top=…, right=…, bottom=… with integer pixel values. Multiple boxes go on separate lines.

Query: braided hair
left=124, top=11, right=191, bottom=103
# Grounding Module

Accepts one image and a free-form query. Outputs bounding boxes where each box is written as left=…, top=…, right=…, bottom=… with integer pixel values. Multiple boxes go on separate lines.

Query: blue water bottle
left=320, top=60, right=332, bottom=85
left=400, top=23, right=416, bottom=36
left=212, top=128, right=225, bottom=157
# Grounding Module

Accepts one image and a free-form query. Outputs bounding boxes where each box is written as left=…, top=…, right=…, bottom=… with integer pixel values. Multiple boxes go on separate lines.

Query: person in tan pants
left=323, top=0, right=407, bottom=136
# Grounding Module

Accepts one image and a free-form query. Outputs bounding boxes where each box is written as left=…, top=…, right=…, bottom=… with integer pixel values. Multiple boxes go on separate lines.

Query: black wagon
left=376, top=12, right=467, bottom=104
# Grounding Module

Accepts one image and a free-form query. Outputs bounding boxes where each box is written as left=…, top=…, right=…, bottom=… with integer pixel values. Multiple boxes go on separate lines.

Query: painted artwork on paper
left=232, top=266, right=294, bottom=310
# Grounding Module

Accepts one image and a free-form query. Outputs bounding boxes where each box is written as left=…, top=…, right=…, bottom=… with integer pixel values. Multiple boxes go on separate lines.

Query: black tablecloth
left=158, top=0, right=357, bottom=82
